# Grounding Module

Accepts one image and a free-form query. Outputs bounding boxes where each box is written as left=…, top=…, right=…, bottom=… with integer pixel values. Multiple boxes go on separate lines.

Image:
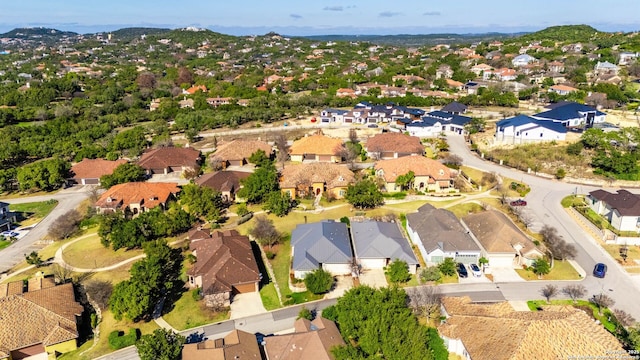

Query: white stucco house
left=494, top=115, right=567, bottom=144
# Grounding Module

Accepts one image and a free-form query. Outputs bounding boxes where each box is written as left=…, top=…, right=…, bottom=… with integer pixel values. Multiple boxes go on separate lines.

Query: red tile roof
left=365, top=133, right=424, bottom=155
left=95, top=182, right=180, bottom=211
left=137, top=147, right=201, bottom=171
left=70, top=158, right=127, bottom=180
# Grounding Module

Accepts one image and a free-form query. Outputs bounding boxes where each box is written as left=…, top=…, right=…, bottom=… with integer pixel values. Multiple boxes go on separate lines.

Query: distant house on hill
left=69, top=158, right=127, bottom=185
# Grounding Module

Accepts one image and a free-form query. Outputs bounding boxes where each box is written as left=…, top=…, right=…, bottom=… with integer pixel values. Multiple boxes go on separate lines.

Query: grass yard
left=10, top=200, right=59, bottom=226
left=284, top=291, right=323, bottom=306
left=163, top=289, right=229, bottom=331
left=437, top=274, right=459, bottom=284
left=515, top=260, right=581, bottom=281
left=62, top=233, right=144, bottom=270
left=0, top=239, right=11, bottom=250
left=604, top=244, right=640, bottom=268
left=60, top=309, right=159, bottom=360
left=446, top=202, right=485, bottom=219
left=259, top=283, right=281, bottom=310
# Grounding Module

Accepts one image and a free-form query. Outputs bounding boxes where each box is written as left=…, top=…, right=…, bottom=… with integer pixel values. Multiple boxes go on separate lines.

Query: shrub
left=297, top=307, right=314, bottom=320
left=236, top=203, right=250, bottom=217
left=339, top=216, right=350, bottom=225
left=386, top=259, right=411, bottom=283
left=265, top=251, right=276, bottom=259
left=419, top=266, right=442, bottom=283
left=438, top=258, right=456, bottom=277
left=191, top=288, right=202, bottom=301
left=108, top=328, right=139, bottom=350
left=555, top=168, right=566, bottom=179
left=304, top=269, right=334, bottom=294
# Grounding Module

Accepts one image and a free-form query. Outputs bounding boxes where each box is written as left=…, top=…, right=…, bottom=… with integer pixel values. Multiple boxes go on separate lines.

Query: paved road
left=0, top=186, right=91, bottom=273
left=448, top=134, right=640, bottom=320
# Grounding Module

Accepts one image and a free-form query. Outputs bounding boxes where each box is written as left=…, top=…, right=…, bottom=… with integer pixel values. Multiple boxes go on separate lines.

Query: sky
left=1, top=0, right=639, bottom=36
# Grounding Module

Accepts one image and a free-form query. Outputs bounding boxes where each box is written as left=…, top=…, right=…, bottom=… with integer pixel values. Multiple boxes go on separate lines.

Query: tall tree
left=345, top=179, right=383, bottom=209
left=179, top=184, right=223, bottom=222
left=136, top=328, right=185, bottom=360
left=100, top=163, right=147, bottom=189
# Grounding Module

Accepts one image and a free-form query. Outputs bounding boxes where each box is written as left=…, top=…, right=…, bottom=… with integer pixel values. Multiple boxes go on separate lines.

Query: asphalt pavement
left=0, top=186, right=91, bottom=274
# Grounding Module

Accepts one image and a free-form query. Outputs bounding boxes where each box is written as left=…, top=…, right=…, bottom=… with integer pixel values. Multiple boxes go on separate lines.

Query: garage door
left=381, top=152, right=395, bottom=159
left=233, top=282, right=257, bottom=294
left=318, top=155, right=332, bottom=162
left=430, top=256, right=444, bottom=264
left=455, top=254, right=478, bottom=264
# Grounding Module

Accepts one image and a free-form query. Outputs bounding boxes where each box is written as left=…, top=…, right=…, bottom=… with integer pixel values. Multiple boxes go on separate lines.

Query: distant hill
left=517, top=24, right=600, bottom=42
left=0, top=27, right=78, bottom=38
left=110, top=27, right=171, bottom=41
left=158, top=27, right=237, bottom=47
left=300, top=32, right=524, bottom=46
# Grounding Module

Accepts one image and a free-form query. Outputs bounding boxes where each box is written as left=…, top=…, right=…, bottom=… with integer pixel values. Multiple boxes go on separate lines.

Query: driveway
left=230, top=292, right=266, bottom=319
left=358, top=268, right=388, bottom=288
left=489, top=267, right=525, bottom=283
left=324, top=275, right=353, bottom=299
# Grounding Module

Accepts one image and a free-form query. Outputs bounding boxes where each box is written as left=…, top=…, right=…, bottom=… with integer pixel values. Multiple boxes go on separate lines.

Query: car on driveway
left=456, top=263, right=468, bottom=278
left=593, top=263, right=607, bottom=278
left=367, top=124, right=378, bottom=128
left=469, top=263, right=482, bottom=277
left=0, top=231, right=19, bottom=238
left=510, top=199, right=527, bottom=206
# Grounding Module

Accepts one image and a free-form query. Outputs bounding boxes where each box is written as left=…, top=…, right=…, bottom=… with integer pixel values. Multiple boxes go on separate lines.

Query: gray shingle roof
left=351, top=220, right=417, bottom=265
left=291, top=221, right=352, bottom=271
left=407, top=204, right=480, bottom=253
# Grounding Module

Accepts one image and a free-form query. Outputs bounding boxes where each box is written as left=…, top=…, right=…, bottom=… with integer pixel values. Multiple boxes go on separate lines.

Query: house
left=547, top=60, right=565, bottom=73
left=374, top=155, right=456, bottom=193
left=0, top=279, right=83, bottom=360
left=319, top=108, right=348, bottom=123
left=290, top=220, right=352, bottom=279
left=351, top=220, right=418, bottom=273
left=210, top=139, right=273, bottom=168
left=289, top=133, right=344, bottom=163
left=619, top=51, right=639, bottom=66
left=178, top=97, right=194, bottom=109
left=195, top=171, right=251, bottom=202
left=549, top=84, right=578, bottom=96
left=588, top=189, right=640, bottom=233
left=263, top=317, right=345, bottom=360
left=0, top=201, right=16, bottom=232
left=470, top=63, right=493, bottom=76
left=440, top=101, right=468, bottom=115
left=69, top=158, right=128, bottom=185
left=137, top=146, right=201, bottom=175
left=439, top=296, right=625, bottom=360
left=494, top=115, right=567, bottom=144
left=336, top=88, right=356, bottom=98
left=406, top=204, right=481, bottom=265
left=406, top=111, right=472, bottom=137
left=365, top=133, right=424, bottom=160
left=183, top=84, right=208, bottom=95
left=279, top=163, right=354, bottom=200
left=182, top=329, right=261, bottom=360
left=187, top=229, right=261, bottom=307
left=594, top=61, right=619, bottom=75
left=511, top=53, right=536, bottom=67
left=533, top=102, right=606, bottom=128
left=206, top=97, right=232, bottom=107
left=445, top=78, right=464, bottom=90
left=435, top=64, right=453, bottom=79
left=462, top=210, right=544, bottom=267
left=95, top=182, right=180, bottom=215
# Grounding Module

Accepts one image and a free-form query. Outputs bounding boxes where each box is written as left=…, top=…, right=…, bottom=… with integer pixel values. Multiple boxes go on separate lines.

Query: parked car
left=510, top=199, right=527, bottom=206
left=0, top=231, right=19, bottom=238
left=469, top=263, right=482, bottom=277
left=593, top=263, right=607, bottom=278
left=456, top=263, right=468, bottom=278
left=367, top=123, right=378, bottom=128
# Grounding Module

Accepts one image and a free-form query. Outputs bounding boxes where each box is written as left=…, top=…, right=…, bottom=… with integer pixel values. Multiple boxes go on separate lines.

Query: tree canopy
left=345, top=179, right=384, bottom=209
left=136, top=328, right=185, bottom=360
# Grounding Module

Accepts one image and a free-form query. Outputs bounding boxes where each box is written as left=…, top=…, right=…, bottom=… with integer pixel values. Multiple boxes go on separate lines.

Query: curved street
left=0, top=186, right=91, bottom=274
left=448, top=134, right=640, bottom=320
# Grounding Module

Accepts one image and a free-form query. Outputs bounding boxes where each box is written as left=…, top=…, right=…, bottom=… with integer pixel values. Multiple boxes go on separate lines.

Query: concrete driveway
left=324, top=275, right=353, bottom=299
left=358, top=268, right=388, bottom=288
left=230, top=292, right=266, bottom=319
left=490, top=267, right=525, bottom=283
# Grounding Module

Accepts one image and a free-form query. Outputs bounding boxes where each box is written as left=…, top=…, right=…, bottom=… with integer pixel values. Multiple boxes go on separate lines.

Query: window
left=540, top=133, right=543, bottom=137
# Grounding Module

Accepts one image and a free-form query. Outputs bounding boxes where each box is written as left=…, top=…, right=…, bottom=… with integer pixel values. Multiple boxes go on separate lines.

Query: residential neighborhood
left=1, top=19, right=640, bottom=360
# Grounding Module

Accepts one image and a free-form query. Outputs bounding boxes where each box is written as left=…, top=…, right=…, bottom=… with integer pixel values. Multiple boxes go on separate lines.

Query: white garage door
left=488, top=254, right=515, bottom=268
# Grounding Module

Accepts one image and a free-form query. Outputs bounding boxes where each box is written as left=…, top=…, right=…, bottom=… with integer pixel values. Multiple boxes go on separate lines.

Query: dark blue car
left=456, top=263, right=468, bottom=278
left=593, top=263, right=607, bottom=278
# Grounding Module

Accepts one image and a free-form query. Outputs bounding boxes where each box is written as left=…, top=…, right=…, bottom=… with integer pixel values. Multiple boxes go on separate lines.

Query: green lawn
left=163, top=289, right=229, bottom=331
left=10, top=200, right=59, bottom=227
left=259, top=283, right=281, bottom=310
left=515, top=260, right=581, bottom=281
left=62, top=232, right=144, bottom=270
left=446, top=202, right=485, bottom=218
left=0, top=239, right=11, bottom=250
left=284, top=291, right=324, bottom=305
